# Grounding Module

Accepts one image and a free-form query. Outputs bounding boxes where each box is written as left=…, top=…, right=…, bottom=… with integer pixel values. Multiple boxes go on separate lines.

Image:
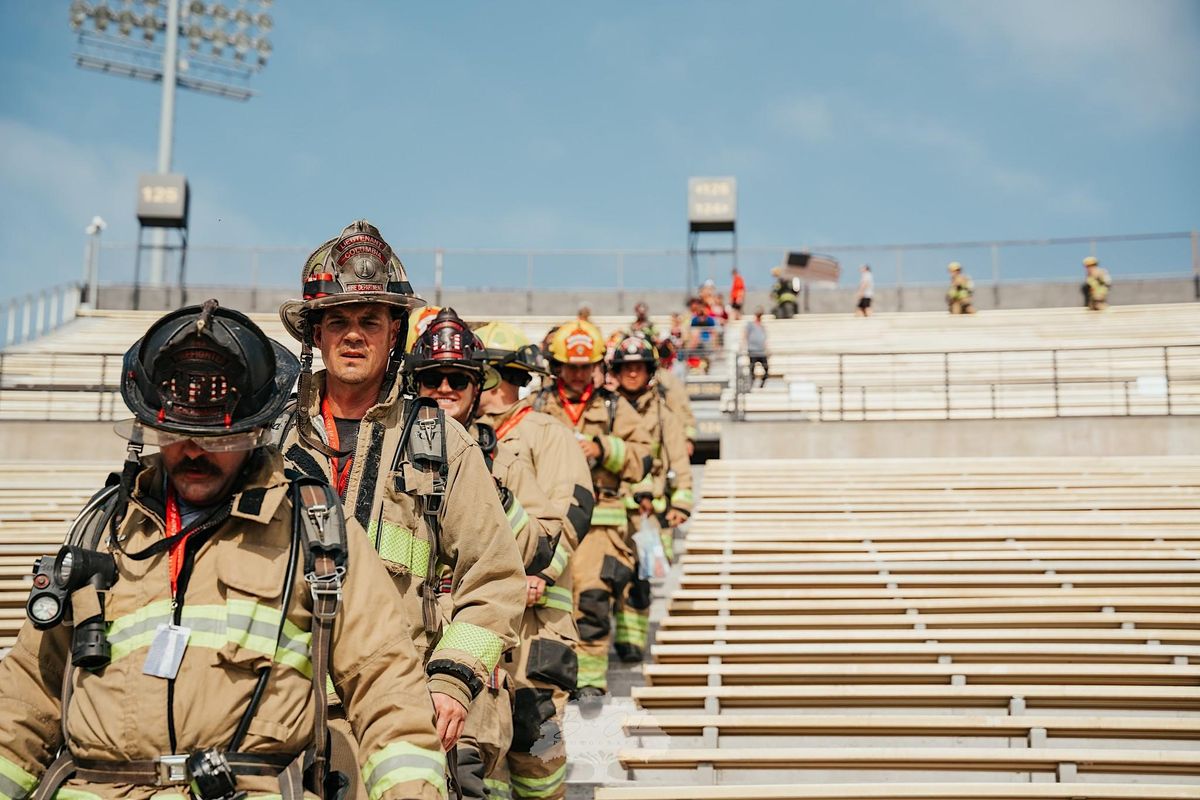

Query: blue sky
left=1, top=0, right=1198, bottom=297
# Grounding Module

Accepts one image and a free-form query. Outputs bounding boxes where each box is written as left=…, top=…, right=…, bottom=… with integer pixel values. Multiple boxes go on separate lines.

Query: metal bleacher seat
left=609, top=456, right=1200, bottom=799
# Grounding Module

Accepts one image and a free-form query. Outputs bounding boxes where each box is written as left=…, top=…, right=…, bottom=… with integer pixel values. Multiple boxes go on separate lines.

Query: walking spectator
left=744, top=307, right=769, bottom=388
left=946, top=262, right=976, bottom=315
left=730, top=267, right=746, bottom=319
left=1082, top=256, right=1112, bottom=310
left=855, top=264, right=875, bottom=317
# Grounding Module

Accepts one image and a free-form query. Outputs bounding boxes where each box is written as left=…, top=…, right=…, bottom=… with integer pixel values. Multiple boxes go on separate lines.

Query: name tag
left=142, top=623, right=191, bottom=680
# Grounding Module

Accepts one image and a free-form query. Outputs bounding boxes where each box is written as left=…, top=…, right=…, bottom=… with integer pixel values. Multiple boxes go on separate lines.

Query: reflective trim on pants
left=361, top=741, right=448, bottom=800
left=510, top=763, right=566, bottom=800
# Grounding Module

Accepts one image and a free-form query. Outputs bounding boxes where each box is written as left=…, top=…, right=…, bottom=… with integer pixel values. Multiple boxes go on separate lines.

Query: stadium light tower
left=69, top=0, right=274, bottom=287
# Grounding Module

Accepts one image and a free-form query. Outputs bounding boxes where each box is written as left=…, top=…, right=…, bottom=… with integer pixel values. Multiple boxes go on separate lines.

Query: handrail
left=727, top=342, right=1200, bottom=422
left=1, top=283, right=84, bottom=350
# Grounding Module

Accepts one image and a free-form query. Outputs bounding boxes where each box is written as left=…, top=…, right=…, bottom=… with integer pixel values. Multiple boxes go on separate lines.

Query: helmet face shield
left=113, top=419, right=269, bottom=452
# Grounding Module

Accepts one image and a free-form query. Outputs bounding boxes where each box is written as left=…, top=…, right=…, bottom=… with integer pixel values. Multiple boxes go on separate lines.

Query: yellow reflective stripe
left=671, top=487, right=693, bottom=507
left=537, top=585, right=573, bottom=613
left=510, top=763, right=566, bottom=799
left=107, top=602, right=312, bottom=677
left=576, top=652, right=607, bottom=688
left=660, top=529, right=675, bottom=562
left=149, top=794, right=188, bottom=800
left=55, top=790, right=102, bottom=800
left=684, top=425, right=697, bottom=440
left=366, top=519, right=432, bottom=578
left=651, top=496, right=667, bottom=514
left=650, top=441, right=662, bottom=459
left=362, top=742, right=447, bottom=800
left=435, top=622, right=503, bottom=671
left=0, top=756, right=36, bottom=800
left=505, top=497, right=529, bottom=538
left=600, top=435, right=625, bottom=473
left=484, top=778, right=512, bottom=800
left=590, top=506, right=626, bottom=527
left=549, top=541, right=569, bottom=574
left=614, top=609, right=649, bottom=645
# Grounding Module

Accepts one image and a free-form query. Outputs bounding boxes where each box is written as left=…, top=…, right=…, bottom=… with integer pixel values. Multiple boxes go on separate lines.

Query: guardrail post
left=944, top=352, right=951, bottom=419
left=616, top=252, right=625, bottom=314
left=525, top=253, right=533, bottom=314
left=35, top=292, right=46, bottom=338
left=21, top=298, right=31, bottom=343
left=838, top=353, right=845, bottom=421
left=1052, top=349, right=1061, bottom=417
left=5, top=300, right=15, bottom=347
left=1163, top=346, right=1172, bottom=415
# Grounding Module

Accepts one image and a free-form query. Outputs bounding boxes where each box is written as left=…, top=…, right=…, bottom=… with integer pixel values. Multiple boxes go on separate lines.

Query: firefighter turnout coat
left=0, top=449, right=446, bottom=800
left=277, top=372, right=525, bottom=712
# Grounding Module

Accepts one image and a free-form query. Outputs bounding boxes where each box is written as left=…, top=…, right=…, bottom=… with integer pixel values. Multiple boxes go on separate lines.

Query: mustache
left=171, top=456, right=220, bottom=477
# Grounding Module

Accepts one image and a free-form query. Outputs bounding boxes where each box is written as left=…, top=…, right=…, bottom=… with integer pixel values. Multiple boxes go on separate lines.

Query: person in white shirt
left=855, top=264, right=875, bottom=317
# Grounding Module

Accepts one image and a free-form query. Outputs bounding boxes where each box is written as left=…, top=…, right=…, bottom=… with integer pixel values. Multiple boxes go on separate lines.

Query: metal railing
left=1, top=283, right=84, bottom=350
left=729, top=343, right=1200, bottom=422
left=85, top=229, right=1199, bottom=306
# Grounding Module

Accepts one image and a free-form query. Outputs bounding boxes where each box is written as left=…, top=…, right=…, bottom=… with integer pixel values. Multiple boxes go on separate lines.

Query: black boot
left=615, top=642, right=644, bottom=663
left=573, top=686, right=605, bottom=717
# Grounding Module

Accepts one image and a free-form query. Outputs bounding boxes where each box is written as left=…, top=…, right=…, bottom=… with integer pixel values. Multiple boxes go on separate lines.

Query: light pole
left=84, top=215, right=107, bottom=309
left=69, top=0, right=274, bottom=286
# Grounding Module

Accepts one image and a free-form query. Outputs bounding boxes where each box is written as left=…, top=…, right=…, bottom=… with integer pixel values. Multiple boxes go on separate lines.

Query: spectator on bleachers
left=577, top=302, right=592, bottom=322
left=729, top=267, right=746, bottom=320
left=710, top=293, right=730, bottom=325
left=630, top=301, right=659, bottom=339
left=855, top=264, right=875, bottom=317
left=687, top=297, right=717, bottom=373
left=1083, top=256, right=1112, bottom=311
left=744, top=307, right=769, bottom=388
left=946, top=261, right=976, bottom=315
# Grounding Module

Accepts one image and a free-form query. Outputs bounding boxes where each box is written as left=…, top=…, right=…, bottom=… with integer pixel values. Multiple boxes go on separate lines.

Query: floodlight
left=255, top=12, right=271, bottom=30
left=211, top=3, right=228, bottom=23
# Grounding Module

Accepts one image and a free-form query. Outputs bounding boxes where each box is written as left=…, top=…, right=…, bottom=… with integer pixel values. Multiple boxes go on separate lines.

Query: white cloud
left=919, top=0, right=1200, bottom=130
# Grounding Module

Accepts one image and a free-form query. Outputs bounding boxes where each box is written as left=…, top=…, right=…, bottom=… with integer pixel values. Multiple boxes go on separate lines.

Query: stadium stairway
left=598, top=456, right=1200, bottom=800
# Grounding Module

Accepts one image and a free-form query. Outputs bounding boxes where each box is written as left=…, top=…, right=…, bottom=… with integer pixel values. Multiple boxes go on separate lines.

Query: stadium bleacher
left=0, top=463, right=111, bottom=650
left=720, top=304, right=1200, bottom=420
left=2, top=303, right=1198, bottom=799
left=607, top=456, right=1200, bottom=799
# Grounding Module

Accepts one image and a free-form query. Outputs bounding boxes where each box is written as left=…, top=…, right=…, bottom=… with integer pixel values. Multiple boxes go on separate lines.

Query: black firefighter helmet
left=117, top=299, right=299, bottom=449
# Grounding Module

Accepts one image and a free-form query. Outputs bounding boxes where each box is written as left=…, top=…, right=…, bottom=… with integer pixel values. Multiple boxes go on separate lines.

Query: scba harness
left=27, top=469, right=350, bottom=800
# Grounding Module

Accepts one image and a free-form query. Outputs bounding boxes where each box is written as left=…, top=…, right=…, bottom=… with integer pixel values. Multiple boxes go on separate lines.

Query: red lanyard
left=557, top=383, right=593, bottom=429
left=495, top=406, right=533, bottom=441
left=321, top=396, right=353, bottom=497
left=165, top=487, right=191, bottom=597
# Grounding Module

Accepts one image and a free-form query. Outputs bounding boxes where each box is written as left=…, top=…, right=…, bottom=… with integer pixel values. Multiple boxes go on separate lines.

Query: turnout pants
left=486, top=595, right=578, bottom=799
left=457, top=678, right=514, bottom=800
left=571, top=518, right=635, bottom=691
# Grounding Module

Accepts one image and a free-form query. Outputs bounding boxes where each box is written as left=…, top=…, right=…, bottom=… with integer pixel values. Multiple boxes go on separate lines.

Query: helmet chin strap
left=295, top=327, right=343, bottom=459
left=379, top=315, right=410, bottom=404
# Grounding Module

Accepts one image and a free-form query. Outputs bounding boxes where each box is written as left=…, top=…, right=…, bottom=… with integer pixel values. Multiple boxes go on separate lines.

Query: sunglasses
left=416, top=371, right=474, bottom=391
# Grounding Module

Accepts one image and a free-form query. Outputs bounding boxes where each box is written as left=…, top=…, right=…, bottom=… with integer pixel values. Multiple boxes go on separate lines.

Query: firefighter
left=274, top=221, right=525, bottom=774
left=0, top=301, right=446, bottom=800
left=475, top=321, right=593, bottom=800
left=652, top=340, right=698, bottom=456
left=1083, top=256, right=1112, bottom=311
left=532, top=320, right=652, bottom=715
left=946, top=262, right=976, bottom=315
left=607, top=333, right=695, bottom=663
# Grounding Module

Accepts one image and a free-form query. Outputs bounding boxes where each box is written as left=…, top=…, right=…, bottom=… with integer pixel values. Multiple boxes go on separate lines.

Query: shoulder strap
left=399, top=397, right=449, bottom=641
left=291, top=475, right=347, bottom=794
left=606, top=392, right=618, bottom=434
